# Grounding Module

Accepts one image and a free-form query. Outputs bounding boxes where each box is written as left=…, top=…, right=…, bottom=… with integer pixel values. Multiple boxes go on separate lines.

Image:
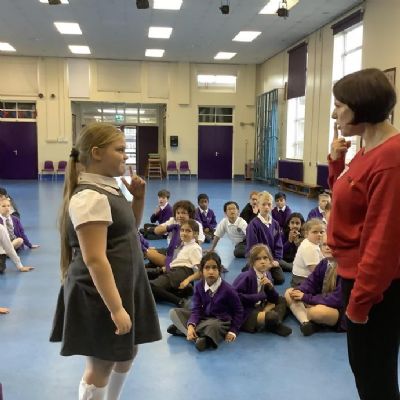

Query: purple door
left=137, top=126, right=158, bottom=176
left=0, top=122, right=38, bottom=179
left=198, top=126, right=233, bottom=179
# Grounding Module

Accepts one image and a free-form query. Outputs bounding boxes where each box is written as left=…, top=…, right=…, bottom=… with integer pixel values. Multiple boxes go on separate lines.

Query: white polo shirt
left=214, top=217, right=247, bottom=244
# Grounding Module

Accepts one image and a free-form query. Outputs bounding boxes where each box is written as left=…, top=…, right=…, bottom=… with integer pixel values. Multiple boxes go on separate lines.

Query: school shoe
left=300, top=321, right=321, bottom=336
left=264, top=311, right=292, bottom=337
left=166, top=324, right=185, bottom=336
left=195, top=337, right=211, bottom=352
left=0, top=264, right=6, bottom=274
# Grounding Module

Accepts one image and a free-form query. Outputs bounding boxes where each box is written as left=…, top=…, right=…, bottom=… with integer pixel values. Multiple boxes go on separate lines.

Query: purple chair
left=40, top=160, right=55, bottom=181
left=166, top=160, right=179, bottom=180
left=179, top=161, right=191, bottom=179
left=56, top=160, right=67, bottom=177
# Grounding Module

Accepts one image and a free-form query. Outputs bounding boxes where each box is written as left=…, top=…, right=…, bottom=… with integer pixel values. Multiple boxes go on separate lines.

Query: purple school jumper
left=271, top=206, right=292, bottom=229
left=246, top=217, right=283, bottom=259
left=0, top=215, right=32, bottom=248
left=232, top=268, right=279, bottom=324
left=150, top=203, right=173, bottom=224
left=195, top=208, right=217, bottom=230
left=298, top=258, right=346, bottom=330
left=307, top=207, right=323, bottom=221
left=188, top=280, right=244, bottom=335
left=164, top=224, right=181, bottom=271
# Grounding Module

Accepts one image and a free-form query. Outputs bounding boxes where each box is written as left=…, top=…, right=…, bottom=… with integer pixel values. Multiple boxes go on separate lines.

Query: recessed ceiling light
left=259, top=0, right=299, bottom=14
left=69, top=45, right=91, bottom=54
left=233, top=31, right=261, bottom=42
left=39, top=0, right=69, bottom=3
left=0, top=42, right=16, bottom=52
left=145, top=49, right=165, bottom=57
left=153, top=0, right=182, bottom=10
left=54, top=22, right=82, bottom=35
left=148, top=27, right=173, bottom=39
left=214, top=52, right=236, bottom=60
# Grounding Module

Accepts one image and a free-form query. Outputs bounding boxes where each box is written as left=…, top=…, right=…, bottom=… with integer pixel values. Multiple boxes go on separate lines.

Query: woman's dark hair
left=333, top=68, right=396, bottom=124
left=173, top=200, right=195, bottom=219
left=199, top=252, right=222, bottom=273
left=283, top=212, right=305, bottom=237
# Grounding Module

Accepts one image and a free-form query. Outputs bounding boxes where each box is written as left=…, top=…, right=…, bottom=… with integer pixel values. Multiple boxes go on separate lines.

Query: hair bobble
left=69, top=148, right=80, bottom=162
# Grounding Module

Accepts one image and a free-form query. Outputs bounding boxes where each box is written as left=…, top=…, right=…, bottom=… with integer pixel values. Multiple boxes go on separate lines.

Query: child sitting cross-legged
left=285, top=233, right=345, bottom=336
left=168, top=252, right=244, bottom=352
left=233, top=244, right=292, bottom=337
left=150, top=219, right=202, bottom=307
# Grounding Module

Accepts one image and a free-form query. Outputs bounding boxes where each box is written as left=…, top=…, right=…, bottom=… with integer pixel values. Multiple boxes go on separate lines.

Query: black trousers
left=342, top=278, right=400, bottom=400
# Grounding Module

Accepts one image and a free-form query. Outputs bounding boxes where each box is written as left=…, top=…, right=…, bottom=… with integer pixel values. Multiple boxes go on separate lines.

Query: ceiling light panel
left=153, top=0, right=182, bottom=10
left=145, top=49, right=165, bottom=57
left=69, top=45, right=91, bottom=54
left=0, top=42, right=16, bottom=52
left=214, top=52, right=236, bottom=60
left=232, top=31, right=261, bottom=42
left=54, top=22, right=82, bottom=35
left=39, top=0, right=69, bottom=3
left=259, top=0, right=299, bottom=14
left=148, top=27, right=173, bottom=39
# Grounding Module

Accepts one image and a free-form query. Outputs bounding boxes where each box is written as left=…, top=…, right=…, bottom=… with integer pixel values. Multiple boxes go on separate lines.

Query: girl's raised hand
left=121, top=166, right=146, bottom=199
left=330, top=122, right=351, bottom=160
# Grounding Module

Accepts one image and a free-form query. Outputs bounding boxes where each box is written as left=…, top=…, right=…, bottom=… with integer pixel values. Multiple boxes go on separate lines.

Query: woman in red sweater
left=328, top=68, right=400, bottom=400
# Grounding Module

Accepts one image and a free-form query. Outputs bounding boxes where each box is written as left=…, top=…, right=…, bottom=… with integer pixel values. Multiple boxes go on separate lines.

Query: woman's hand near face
left=330, top=123, right=351, bottom=160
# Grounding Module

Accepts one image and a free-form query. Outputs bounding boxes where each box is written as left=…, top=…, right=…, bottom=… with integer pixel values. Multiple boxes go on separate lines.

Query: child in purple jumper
left=195, top=193, right=217, bottom=243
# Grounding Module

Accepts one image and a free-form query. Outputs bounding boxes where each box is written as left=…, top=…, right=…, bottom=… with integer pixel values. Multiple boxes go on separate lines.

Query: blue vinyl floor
left=0, top=177, right=380, bottom=399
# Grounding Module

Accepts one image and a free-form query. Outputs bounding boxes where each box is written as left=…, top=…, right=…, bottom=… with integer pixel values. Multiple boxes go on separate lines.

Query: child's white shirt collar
left=257, top=213, right=272, bottom=226
left=204, top=277, right=222, bottom=294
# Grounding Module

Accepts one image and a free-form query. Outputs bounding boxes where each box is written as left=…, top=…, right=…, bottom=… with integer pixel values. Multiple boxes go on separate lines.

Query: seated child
left=0, top=224, right=35, bottom=274
left=285, top=233, right=345, bottom=336
left=271, top=192, right=292, bottom=230
left=0, top=187, right=20, bottom=218
left=168, top=252, right=243, bottom=352
left=195, top=193, right=217, bottom=243
left=0, top=196, right=39, bottom=250
left=291, top=218, right=325, bottom=287
left=142, top=189, right=173, bottom=240
left=233, top=244, right=292, bottom=337
left=240, top=191, right=259, bottom=224
left=209, top=201, right=247, bottom=258
left=245, top=191, right=285, bottom=285
left=307, top=192, right=331, bottom=223
left=279, top=212, right=305, bottom=272
left=150, top=219, right=202, bottom=306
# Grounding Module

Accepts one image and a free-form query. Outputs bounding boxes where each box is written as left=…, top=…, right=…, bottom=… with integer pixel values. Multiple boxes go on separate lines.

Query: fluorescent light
left=145, top=49, right=165, bottom=57
left=259, top=0, right=299, bottom=14
left=153, top=0, right=182, bottom=10
left=54, top=22, right=82, bottom=35
left=232, top=31, right=261, bottom=42
left=148, top=27, right=173, bottom=39
left=214, top=52, right=236, bottom=60
left=39, top=0, right=69, bottom=3
left=69, top=45, right=91, bottom=54
left=0, top=42, right=16, bottom=52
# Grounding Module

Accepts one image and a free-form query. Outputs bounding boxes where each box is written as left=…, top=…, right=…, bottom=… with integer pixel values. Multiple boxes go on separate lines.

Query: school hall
left=0, top=0, right=399, bottom=399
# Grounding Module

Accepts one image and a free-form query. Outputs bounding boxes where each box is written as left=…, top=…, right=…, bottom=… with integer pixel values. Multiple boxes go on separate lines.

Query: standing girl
left=50, top=123, right=161, bottom=400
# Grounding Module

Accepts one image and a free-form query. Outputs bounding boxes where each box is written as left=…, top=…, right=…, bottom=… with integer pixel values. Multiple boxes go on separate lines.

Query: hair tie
left=69, top=148, right=79, bottom=162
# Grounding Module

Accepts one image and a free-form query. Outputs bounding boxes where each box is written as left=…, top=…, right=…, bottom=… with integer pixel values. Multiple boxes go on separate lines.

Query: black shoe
left=264, top=311, right=280, bottom=330
left=167, top=324, right=180, bottom=336
left=269, top=323, right=292, bottom=337
left=195, top=337, right=211, bottom=352
left=0, top=264, right=6, bottom=274
left=300, top=321, right=320, bottom=336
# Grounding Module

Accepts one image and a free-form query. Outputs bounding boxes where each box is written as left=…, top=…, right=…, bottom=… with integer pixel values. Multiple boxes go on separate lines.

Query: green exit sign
left=115, top=114, right=124, bottom=123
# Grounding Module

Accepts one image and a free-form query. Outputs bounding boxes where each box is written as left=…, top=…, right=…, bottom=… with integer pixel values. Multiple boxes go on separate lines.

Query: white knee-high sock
left=289, top=301, right=309, bottom=324
left=105, top=370, right=129, bottom=400
left=79, top=379, right=107, bottom=400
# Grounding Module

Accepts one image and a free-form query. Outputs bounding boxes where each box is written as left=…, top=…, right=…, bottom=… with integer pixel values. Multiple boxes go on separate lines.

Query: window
left=286, top=96, right=305, bottom=159
left=197, top=75, right=236, bottom=92
left=198, top=107, right=233, bottom=124
left=330, top=22, right=363, bottom=162
left=0, top=101, right=36, bottom=120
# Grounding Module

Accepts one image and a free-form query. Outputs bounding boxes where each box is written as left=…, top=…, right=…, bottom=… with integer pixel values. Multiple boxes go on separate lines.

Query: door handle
left=13, top=150, right=17, bottom=156
left=215, top=152, right=219, bottom=156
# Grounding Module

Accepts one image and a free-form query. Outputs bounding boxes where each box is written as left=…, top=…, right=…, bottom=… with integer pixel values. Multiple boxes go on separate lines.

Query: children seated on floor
left=240, top=191, right=259, bottom=224
left=233, top=244, right=292, bottom=337
left=208, top=201, right=247, bottom=259
left=195, top=193, right=217, bottom=243
left=168, top=251, right=243, bottom=352
left=291, top=219, right=325, bottom=287
left=307, top=192, right=331, bottom=223
left=285, top=233, right=345, bottom=336
left=271, top=192, right=292, bottom=230
left=150, top=219, right=202, bottom=307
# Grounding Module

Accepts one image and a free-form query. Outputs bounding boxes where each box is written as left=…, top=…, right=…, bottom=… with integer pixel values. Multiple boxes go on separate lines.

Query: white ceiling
left=0, top=0, right=362, bottom=64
